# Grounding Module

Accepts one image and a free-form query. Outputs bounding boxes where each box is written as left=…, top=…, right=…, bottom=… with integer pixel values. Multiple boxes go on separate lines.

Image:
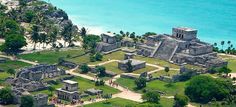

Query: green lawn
left=152, top=70, right=180, bottom=78
left=103, top=62, right=158, bottom=74
left=33, top=76, right=120, bottom=96
left=89, top=51, right=126, bottom=65
left=0, top=59, right=31, bottom=71
left=116, top=78, right=187, bottom=96
left=18, top=48, right=84, bottom=64
left=227, top=59, right=236, bottom=73
left=84, top=97, right=174, bottom=107
left=84, top=98, right=138, bottom=107
left=134, top=56, right=180, bottom=69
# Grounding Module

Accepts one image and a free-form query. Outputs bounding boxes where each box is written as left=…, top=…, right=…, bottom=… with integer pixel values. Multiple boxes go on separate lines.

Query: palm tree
left=48, top=26, right=58, bottom=48
left=40, top=33, right=48, bottom=49
left=213, top=43, right=217, bottom=47
left=30, top=25, right=40, bottom=50
left=79, top=27, right=87, bottom=37
left=221, top=41, right=225, bottom=50
left=126, top=32, right=130, bottom=37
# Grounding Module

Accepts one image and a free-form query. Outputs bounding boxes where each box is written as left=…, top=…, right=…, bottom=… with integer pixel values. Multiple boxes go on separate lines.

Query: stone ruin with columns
left=96, top=32, right=121, bottom=53
left=136, top=27, right=227, bottom=68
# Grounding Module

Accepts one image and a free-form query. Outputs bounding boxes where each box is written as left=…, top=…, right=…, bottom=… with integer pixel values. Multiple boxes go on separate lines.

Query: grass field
left=103, top=62, right=158, bottom=74
left=116, top=77, right=187, bottom=96
left=84, top=97, right=174, bottom=107
left=152, top=70, right=180, bottom=78
left=84, top=98, right=138, bottom=107
left=226, top=59, right=236, bottom=73
left=32, top=76, right=120, bottom=96
left=18, top=48, right=85, bottom=64
left=0, top=59, right=31, bottom=71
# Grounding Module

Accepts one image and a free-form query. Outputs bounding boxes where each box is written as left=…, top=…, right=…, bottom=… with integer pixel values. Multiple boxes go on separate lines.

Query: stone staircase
left=153, top=39, right=179, bottom=61
left=150, top=41, right=162, bottom=57
left=169, top=45, right=179, bottom=61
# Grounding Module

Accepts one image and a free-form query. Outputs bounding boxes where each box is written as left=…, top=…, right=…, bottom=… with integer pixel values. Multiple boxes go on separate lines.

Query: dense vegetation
left=0, top=0, right=78, bottom=55
left=185, top=75, right=236, bottom=104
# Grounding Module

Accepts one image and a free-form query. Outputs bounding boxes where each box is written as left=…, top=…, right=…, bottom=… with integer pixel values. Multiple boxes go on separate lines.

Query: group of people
left=108, top=79, right=119, bottom=88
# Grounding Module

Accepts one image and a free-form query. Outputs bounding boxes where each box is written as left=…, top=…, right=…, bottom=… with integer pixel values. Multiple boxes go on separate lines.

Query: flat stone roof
left=103, top=32, right=116, bottom=37
left=63, top=80, right=78, bottom=84
left=174, top=27, right=197, bottom=32
left=119, top=59, right=146, bottom=65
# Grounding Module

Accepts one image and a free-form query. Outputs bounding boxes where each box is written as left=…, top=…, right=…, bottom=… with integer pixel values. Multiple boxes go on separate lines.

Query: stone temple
left=56, top=80, right=80, bottom=101
left=137, top=27, right=227, bottom=68
left=96, top=32, right=121, bottom=52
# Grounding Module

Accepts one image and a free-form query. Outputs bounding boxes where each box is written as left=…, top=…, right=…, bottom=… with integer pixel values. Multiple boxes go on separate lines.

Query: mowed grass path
left=116, top=78, right=187, bottom=96
left=69, top=51, right=126, bottom=65
left=32, top=76, right=120, bottom=95
left=18, top=48, right=85, bottom=64
left=84, top=97, right=174, bottom=107
left=0, top=59, right=31, bottom=71
left=103, top=62, right=158, bottom=74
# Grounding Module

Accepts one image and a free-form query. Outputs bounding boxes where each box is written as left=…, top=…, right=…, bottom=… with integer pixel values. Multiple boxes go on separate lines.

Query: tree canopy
left=20, top=95, right=34, bottom=107
left=0, top=87, right=14, bottom=104
left=0, top=34, right=27, bottom=55
left=142, top=91, right=160, bottom=103
left=185, top=75, right=232, bottom=103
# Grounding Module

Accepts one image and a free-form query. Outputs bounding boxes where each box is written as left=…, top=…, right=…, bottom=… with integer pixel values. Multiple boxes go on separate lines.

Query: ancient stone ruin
left=136, top=27, right=227, bottom=68
left=17, top=64, right=66, bottom=81
left=56, top=80, right=80, bottom=101
left=96, top=32, right=121, bottom=53
left=118, top=59, right=146, bottom=72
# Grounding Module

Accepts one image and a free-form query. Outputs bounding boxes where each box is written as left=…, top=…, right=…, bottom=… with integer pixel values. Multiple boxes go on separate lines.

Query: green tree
left=221, top=41, right=225, bottom=50
left=48, top=26, right=59, bottom=47
left=174, top=94, right=189, bottom=107
left=7, top=68, right=16, bottom=77
left=0, top=34, right=27, bottom=55
left=185, top=75, right=230, bottom=103
left=218, top=66, right=232, bottom=76
left=95, top=53, right=103, bottom=61
left=79, top=27, right=87, bottom=37
left=39, top=33, right=48, bottom=48
left=80, top=64, right=90, bottom=74
left=135, top=77, right=147, bottom=89
left=48, top=86, right=55, bottom=96
left=30, top=25, right=40, bottom=50
left=0, top=87, right=14, bottom=104
left=20, top=95, right=34, bottom=107
left=164, top=66, right=170, bottom=76
left=142, top=32, right=157, bottom=37
left=82, top=34, right=100, bottom=53
left=96, top=66, right=106, bottom=77
left=126, top=60, right=133, bottom=72
left=61, top=23, right=75, bottom=47
left=142, top=91, right=160, bottom=103
left=24, top=10, right=36, bottom=23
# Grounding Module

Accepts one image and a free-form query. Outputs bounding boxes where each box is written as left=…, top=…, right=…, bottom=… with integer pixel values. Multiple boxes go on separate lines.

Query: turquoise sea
left=46, top=0, right=236, bottom=45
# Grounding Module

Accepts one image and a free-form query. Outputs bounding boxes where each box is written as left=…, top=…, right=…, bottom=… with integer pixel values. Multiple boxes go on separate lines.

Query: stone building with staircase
left=137, top=27, right=227, bottom=68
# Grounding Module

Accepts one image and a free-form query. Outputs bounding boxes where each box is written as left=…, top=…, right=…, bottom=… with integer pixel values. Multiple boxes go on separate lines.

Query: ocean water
left=46, top=0, right=236, bottom=45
